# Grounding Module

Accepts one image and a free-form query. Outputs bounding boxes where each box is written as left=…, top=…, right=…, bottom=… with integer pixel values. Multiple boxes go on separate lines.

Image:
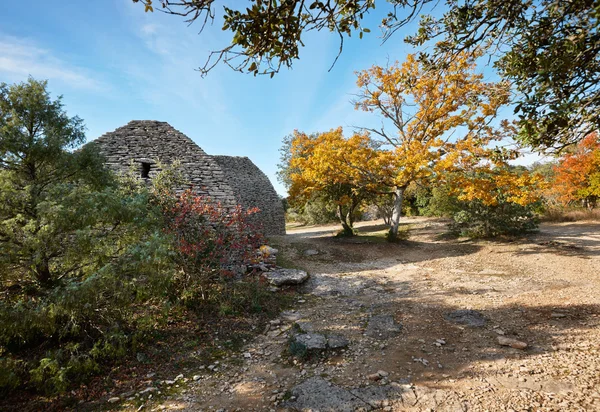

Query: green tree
left=136, top=0, right=599, bottom=151
left=0, top=78, right=112, bottom=286
left=406, top=0, right=600, bottom=152
left=134, top=0, right=379, bottom=76
left=0, top=79, right=176, bottom=394
left=353, top=52, right=511, bottom=239
left=284, top=128, right=381, bottom=236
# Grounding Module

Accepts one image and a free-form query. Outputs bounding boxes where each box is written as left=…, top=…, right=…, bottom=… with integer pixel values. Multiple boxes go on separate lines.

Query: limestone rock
left=294, top=321, right=315, bottom=333
left=327, top=334, right=350, bottom=349
left=293, top=333, right=328, bottom=351
left=365, top=314, right=403, bottom=339
left=259, top=245, right=279, bottom=256
left=280, top=310, right=303, bottom=322
left=497, top=336, right=528, bottom=350
left=264, top=268, right=309, bottom=286
left=303, top=272, right=376, bottom=297
left=286, top=377, right=371, bottom=412
left=444, top=309, right=487, bottom=327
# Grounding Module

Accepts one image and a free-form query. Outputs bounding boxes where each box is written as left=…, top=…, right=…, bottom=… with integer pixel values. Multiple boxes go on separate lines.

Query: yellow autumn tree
left=286, top=128, right=383, bottom=235
left=354, top=52, right=515, bottom=239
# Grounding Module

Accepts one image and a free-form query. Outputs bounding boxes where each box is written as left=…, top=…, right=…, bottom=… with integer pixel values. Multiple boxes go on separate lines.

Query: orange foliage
left=354, top=52, right=514, bottom=191
left=553, top=132, right=600, bottom=206
left=287, top=127, right=381, bottom=204
left=285, top=52, right=544, bottom=237
left=450, top=167, right=546, bottom=207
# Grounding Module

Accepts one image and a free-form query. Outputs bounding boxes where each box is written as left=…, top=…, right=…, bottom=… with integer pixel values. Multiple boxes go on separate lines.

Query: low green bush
left=450, top=199, right=539, bottom=238
left=0, top=79, right=275, bottom=396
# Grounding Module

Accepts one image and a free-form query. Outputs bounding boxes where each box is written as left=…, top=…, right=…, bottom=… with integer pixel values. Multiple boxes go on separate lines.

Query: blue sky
left=0, top=1, right=541, bottom=195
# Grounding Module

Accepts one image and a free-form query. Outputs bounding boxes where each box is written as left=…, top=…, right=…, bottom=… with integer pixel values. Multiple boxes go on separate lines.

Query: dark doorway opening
left=141, top=162, right=151, bottom=178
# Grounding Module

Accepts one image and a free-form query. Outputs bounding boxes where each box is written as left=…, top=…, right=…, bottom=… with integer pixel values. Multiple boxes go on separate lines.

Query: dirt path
left=153, top=218, right=600, bottom=411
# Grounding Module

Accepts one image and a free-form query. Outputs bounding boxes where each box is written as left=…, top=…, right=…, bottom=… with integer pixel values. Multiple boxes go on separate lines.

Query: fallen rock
left=367, top=370, right=388, bottom=381
left=264, top=268, right=309, bottom=286
left=327, top=334, right=350, bottom=349
left=368, top=372, right=383, bottom=381
left=281, top=310, right=303, bottom=322
left=107, top=397, right=120, bottom=404
left=497, top=336, right=528, bottom=350
left=286, top=377, right=371, bottom=412
left=260, top=245, right=278, bottom=256
left=295, top=321, right=315, bottom=333
left=292, top=333, right=328, bottom=351
left=302, top=272, right=376, bottom=296
left=304, top=249, right=319, bottom=256
left=444, top=309, right=487, bottom=327
left=365, top=314, right=403, bottom=339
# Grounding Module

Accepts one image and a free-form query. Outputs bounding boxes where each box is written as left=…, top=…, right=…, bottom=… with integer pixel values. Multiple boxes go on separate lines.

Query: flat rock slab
left=365, top=314, right=403, bottom=339
left=303, top=273, right=377, bottom=297
left=291, top=332, right=350, bottom=352
left=286, top=377, right=371, bottom=412
left=304, top=249, right=319, bottom=256
left=444, top=309, right=487, bottom=327
left=327, top=334, right=350, bottom=349
left=295, top=321, right=316, bottom=333
left=264, top=269, right=309, bottom=286
left=280, top=310, right=303, bottom=322
left=350, top=383, right=405, bottom=408
left=293, top=333, right=328, bottom=351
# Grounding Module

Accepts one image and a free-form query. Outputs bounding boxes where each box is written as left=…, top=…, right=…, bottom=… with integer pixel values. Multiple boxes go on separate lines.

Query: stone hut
left=213, top=155, right=285, bottom=236
left=92, top=120, right=285, bottom=235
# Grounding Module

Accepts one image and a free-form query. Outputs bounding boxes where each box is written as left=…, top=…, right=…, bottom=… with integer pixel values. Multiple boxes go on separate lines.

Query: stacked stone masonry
left=92, top=120, right=286, bottom=235
left=213, top=155, right=286, bottom=236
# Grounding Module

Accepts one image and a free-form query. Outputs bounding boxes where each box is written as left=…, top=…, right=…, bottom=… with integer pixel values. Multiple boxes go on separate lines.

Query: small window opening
left=141, top=162, right=151, bottom=179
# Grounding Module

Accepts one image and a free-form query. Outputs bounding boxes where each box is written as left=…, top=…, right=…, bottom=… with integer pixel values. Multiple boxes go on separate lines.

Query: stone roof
left=93, top=120, right=237, bottom=206
left=92, top=120, right=286, bottom=235
left=213, top=155, right=285, bottom=236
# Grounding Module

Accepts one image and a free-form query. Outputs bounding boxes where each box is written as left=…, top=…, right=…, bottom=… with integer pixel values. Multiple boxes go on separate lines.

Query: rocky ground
left=122, top=218, right=600, bottom=411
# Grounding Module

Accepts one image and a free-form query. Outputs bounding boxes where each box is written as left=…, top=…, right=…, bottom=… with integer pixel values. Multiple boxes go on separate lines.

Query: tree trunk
left=337, top=204, right=354, bottom=236
left=35, top=258, right=52, bottom=286
left=389, top=187, right=405, bottom=240
left=587, top=197, right=597, bottom=209
left=346, top=196, right=359, bottom=228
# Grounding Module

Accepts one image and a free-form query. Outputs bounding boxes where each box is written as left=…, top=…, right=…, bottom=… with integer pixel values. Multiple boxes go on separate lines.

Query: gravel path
left=153, top=218, right=600, bottom=411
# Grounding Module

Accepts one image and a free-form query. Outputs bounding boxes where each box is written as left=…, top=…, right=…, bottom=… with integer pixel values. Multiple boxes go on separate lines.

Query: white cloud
left=140, top=23, right=160, bottom=36
left=510, top=150, right=549, bottom=166
left=124, top=16, right=232, bottom=116
left=0, top=35, right=105, bottom=91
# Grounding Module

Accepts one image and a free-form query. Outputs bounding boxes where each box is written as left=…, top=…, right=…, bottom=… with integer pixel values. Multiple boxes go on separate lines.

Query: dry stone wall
left=92, top=120, right=285, bottom=235
left=213, top=155, right=285, bottom=235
